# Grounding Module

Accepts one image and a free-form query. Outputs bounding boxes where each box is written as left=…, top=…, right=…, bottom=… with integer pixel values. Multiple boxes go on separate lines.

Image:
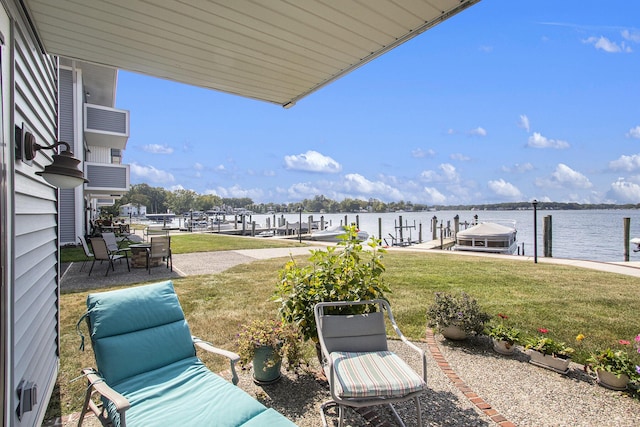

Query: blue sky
left=116, top=1, right=640, bottom=205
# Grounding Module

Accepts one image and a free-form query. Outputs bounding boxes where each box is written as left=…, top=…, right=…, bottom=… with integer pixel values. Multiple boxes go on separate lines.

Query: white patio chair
left=314, top=299, right=426, bottom=427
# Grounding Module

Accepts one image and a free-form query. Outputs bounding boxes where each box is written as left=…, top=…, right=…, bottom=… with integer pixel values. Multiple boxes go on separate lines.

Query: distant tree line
left=100, top=184, right=640, bottom=217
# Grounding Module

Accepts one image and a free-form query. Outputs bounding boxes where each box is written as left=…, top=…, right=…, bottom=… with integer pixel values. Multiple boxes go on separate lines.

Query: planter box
left=492, top=339, right=516, bottom=355
left=596, top=370, right=629, bottom=391
left=441, top=325, right=467, bottom=340
left=526, top=349, right=570, bottom=374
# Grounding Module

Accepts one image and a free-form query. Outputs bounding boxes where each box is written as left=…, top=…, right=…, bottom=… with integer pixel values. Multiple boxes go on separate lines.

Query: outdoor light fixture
left=21, top=130, right=88, bottom=189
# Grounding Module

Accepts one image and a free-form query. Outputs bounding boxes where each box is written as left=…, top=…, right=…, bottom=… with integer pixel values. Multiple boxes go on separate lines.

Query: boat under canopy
left=454, top=221, right=518, bottom=254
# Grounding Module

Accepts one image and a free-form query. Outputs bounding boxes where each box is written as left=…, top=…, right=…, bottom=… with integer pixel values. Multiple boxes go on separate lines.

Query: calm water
left=249, top=209, right=640, bottom=263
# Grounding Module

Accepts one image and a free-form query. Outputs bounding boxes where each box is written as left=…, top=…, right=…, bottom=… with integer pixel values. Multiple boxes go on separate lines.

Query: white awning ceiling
left=22, top=0, right=480, bottom=108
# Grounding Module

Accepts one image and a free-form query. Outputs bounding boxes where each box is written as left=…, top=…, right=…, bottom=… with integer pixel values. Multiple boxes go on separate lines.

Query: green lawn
left=52, top=247, right=640, bottom=419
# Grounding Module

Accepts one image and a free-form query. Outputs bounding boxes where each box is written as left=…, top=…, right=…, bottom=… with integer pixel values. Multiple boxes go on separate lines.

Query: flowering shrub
left=486, top=314, right=521, bottom=344
left=586, top=346, right=637, bottom=378
left=236, top=319, right=305, bottom=372
left=524, top=328, right=574, bottom=357
left=427, top=291, right=490, bottom=335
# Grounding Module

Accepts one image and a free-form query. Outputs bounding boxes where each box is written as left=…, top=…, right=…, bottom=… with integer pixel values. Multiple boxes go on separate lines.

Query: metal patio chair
left=146, top=236, right=172, bottom=273
left=314, top=299, right=427, bottom=427
left=88, top=237, right=130, bottom=276
left=78, top=235, right=94, bottom=272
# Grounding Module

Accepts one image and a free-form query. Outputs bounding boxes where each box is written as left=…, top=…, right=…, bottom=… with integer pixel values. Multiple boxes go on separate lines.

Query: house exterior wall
left=1, top=1, right=61, bottom=426
left=58, top=68, right=79, bottom=245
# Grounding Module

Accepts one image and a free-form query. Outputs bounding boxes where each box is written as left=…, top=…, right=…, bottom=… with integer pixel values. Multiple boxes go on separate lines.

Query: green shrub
left=274, top=225, right=389, bottom=344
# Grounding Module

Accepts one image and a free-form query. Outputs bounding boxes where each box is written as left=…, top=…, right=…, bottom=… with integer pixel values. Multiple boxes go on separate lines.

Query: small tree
left=274, top=225, right=389, bottom=362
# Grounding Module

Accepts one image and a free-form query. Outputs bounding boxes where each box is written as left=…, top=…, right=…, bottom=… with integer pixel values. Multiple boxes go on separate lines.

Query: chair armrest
left=192, top=337, right=240, bottom=385
left=82, top=368, right=130, bottom=411
left=387, top=316, right=427, bottom=382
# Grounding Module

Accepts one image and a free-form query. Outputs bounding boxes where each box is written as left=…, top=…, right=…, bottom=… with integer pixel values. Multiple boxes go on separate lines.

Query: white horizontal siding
left=10, top=8, right=60, bottom=427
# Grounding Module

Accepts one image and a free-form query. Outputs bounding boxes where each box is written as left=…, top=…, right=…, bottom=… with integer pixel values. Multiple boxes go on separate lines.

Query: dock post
left=454, top=215, right=459, bottom=234
left=431, top=216, right=438, bottom=240
left=356, top=214, right=360, bottom=229
left=308, top=215, right=313, bottom=234
left=543, top=215, right=552, bottom=257
left=398, top=215, right=404, bottom=244
left=344, top=215, right=348, bottom=227
left=251, top=221, right=255, bottom=237
left=378, top=218, right=382, bottom=245
left=532, top=200, right=538, bottom=263
left=419, top=223, right=422, bottom=243
left=624, top=217, right=631, bottom=261
left=320, top=215, right=325, bottom=231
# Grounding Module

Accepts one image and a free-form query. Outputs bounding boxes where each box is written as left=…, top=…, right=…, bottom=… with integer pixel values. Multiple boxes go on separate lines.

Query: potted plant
left=585, top=339, right=640, bottom=391
left=236, top=318, right=305, bottom=385
left=274, top=225, right=389, bottom=364
left=524, top=328, right=575, bottom=374
left=426, top=291, right=490, bottom=340
left=486, top=313, right=521, bottom=355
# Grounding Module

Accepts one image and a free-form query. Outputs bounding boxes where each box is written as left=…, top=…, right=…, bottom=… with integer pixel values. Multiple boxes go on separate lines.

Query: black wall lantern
left=17, top=124, right=88, bottom=189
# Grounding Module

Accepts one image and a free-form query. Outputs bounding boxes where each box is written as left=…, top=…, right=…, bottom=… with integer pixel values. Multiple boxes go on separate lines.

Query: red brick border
left=426, top=329, right=516, bottom=427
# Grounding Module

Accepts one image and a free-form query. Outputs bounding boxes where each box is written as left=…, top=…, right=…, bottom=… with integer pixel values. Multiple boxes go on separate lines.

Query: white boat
left=454, top=221, right=518, bottom=254
left=631, top=237, right=640, bottom=252
left=311, top=225, right=369, bottom=242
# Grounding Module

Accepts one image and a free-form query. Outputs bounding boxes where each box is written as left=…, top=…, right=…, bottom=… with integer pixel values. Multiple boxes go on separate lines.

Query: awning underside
left=23, top=0, right=480, bottom=107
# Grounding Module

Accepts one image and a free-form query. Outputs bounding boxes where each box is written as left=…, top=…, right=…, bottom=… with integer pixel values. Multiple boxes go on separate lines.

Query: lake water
left=246, top=209, right=640, bottom=263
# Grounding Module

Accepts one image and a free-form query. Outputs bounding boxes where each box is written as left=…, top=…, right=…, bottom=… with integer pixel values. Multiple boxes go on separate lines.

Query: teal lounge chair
left=77, top=280, right=297, bottom=427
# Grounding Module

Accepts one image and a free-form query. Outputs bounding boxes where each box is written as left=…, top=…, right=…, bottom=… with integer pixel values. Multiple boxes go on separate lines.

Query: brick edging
left=425, top=329, right=516, bottom=427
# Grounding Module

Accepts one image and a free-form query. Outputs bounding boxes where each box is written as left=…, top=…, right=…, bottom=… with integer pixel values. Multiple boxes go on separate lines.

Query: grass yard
left=52, top=249, right=640, bottom=418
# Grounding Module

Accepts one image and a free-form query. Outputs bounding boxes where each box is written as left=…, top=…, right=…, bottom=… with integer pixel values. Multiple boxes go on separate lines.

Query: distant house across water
left=120, top=203, right=147, bottom=217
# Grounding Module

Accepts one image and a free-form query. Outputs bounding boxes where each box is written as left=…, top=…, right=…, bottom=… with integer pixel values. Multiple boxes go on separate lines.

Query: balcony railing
left=84, top=162, right=130, bottom=198
left=84, top=103, right=129, bottom=149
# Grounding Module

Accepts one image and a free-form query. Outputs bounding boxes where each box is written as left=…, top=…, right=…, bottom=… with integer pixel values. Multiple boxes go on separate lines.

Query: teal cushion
left=106, top=358, right=296, bottom=427
left=330, top=351, right=425, bottom=398
left=87, top=281, right=195, bottom=385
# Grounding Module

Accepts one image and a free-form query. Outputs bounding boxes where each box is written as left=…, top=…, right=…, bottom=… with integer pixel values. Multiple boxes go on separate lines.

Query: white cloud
left=622, top=29, right=640, bottom=43
left=340, top=174, right=404, bottom=200
left=143, top=144, right=174, bottom=154
left=130, top=163, right=175, bottom=184
left=215, top=164, right=226, bottom=171
left=423, top=187, right=447, bottom=204
left=626, top=126, right=640, bottom=139
left=479, top=45, right=493, bottom=53
left=535, top=164, right=592, bottom=189
left=213, top=184, right=264, bottom=199
left=502, top=162, right=534, bottom=173
left=194, top=163, right=204, bottom=170
left=468, top=127, right=487, bottom=137
left=411, top=148, right=436, bottom=158
left=421, top=163, right=460, bottom=183
left=583, top=36, right=632, bottom=53
left=527, top=132, right=570, bottom=149
left=450, top=153, right=470, bottom=161
left=487, top=179, right=522, bottom=199
left=284, top=150, right=342, bottom=173
left=608, top=178, right=640, bottom=203
left=286, top=182, right=323, bottom=200
left=609, top=153, right=640, bottom=171
left=518, top=115, right=531, bottom=133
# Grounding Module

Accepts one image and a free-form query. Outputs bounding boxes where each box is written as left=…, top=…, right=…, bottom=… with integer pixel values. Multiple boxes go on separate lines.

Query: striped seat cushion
left=330, top=351, right=425, bottom=398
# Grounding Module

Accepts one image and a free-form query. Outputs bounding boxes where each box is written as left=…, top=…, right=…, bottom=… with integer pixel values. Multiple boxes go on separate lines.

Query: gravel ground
left=49, top=335, right=639, bottom=427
